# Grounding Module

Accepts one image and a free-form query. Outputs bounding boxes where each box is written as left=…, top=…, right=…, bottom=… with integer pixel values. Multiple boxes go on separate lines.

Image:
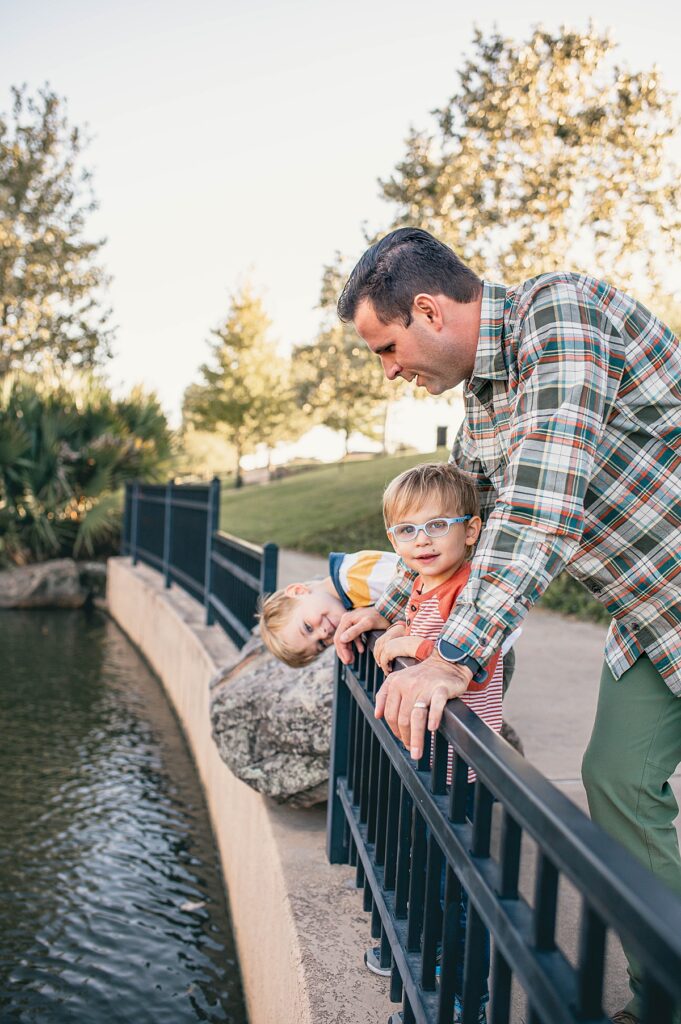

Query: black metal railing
left=327, top=638, right=681, bottom=1024
left=121, top=478, right=278, bottom=648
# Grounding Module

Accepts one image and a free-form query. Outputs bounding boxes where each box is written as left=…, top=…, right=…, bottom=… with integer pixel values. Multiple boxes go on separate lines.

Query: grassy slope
left=220, top=450, right=609, bottom=623
left=220, top=450, right=440, bottom=554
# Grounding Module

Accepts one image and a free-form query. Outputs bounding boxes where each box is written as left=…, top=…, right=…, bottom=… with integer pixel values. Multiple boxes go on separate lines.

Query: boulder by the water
left=210, top=634, right=334, bottom=808
left=0, top=558, right=107, bottom=609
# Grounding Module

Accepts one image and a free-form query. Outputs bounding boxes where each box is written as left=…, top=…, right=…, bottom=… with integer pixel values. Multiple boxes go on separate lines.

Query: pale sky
left=3, top=0, right=681, bottom=424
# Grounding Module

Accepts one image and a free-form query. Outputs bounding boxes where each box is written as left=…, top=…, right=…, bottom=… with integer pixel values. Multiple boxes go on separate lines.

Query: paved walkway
left=279, top=548, right=681, bottom=1019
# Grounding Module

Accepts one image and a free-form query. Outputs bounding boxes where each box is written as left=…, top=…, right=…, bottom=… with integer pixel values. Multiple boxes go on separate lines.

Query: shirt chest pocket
left=472, top=389, right=511, bottom=482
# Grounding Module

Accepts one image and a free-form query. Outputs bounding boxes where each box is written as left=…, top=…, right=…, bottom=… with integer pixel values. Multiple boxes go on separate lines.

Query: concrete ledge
left=107, top=557, right=387, bottom=1024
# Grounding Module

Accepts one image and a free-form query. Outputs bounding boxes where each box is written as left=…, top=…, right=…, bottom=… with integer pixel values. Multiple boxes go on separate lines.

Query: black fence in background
left=121, top=479, right=278, bottom=648
left=327, top=639, right=681, bottom=1024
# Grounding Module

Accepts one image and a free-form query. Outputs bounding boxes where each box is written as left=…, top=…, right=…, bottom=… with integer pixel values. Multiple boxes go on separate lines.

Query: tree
left=0, top=372, right=172, bottom=566
left=293, top=260, right=397, bottom=456
left=380, top=26, right=681, bottom=295
left=183, top=286, right=298, bottom=486
left=0, top=85, right=112, bottom=375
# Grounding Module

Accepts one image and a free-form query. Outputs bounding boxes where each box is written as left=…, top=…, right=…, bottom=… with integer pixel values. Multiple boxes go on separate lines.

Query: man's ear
left=284, top=582, right=311, bottom=598
left=413, top=293, right=443, bottom=328
left=465, top=516, right=482, bottom=547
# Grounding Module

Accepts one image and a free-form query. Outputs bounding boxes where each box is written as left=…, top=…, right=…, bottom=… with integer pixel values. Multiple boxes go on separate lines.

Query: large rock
left=210, top=634, right=334, bottom=808
left=0, top=558, right=108, bottom=608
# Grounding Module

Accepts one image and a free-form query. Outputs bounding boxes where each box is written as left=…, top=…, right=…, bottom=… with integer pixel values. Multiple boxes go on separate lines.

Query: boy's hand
left=334, top=607, right=392, bottom=664
left=374, top=633, right=421, bottom=674
left=373, top=621, right=408, bottom=669
left=374, top=653, right=473, bottom=760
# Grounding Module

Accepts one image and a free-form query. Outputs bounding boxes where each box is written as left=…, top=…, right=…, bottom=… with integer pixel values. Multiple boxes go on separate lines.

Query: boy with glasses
left=369, top=461, right=509, bottom=1024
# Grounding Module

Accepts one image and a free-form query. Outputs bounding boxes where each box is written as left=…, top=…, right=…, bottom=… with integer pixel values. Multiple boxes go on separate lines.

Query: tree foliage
left=381, top=26, right=681, bottom=293
left=183, top=286, right=299, bottom=485
left=0, top=372, right=172, bottom=566
left=0, top=85, right=112, bottom=374
left=293, top=260, right=396, bottom=455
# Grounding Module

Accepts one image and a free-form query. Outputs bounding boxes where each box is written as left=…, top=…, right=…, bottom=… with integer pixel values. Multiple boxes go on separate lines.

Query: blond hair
left=383, top=462, right=479, bottom=549
left=258, top=589, right=321, bottom=668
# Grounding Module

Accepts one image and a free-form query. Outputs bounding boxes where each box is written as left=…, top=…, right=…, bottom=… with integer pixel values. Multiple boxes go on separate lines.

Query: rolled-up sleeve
left=375, top=557, right=417, bottom=624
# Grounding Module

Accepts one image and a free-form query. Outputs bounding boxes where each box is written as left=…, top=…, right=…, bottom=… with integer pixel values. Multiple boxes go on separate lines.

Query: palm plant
left=0, top=372, right=173, bottom=566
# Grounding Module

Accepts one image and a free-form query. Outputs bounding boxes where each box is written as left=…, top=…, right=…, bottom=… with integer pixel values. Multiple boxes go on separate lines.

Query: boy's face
left=278, top=583, right=346, bottom=661
left=387, top=501, right=481, bottom=588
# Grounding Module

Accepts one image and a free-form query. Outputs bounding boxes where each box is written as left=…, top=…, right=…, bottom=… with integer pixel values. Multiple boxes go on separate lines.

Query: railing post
left=204, top=476, right=221, bottom=625
left=130, top=481, right=140, bottom=566
left=327, top=657, right=351, bottom=864
left=121, top=481, right=130, bottom=555
left=260, top=542, right=279, bottom=595
left=162, top=479, right=173, bottom=588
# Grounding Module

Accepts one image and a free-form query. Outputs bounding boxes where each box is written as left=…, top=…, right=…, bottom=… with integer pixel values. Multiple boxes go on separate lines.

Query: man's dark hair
left=337, top=228, right=483, bottom=327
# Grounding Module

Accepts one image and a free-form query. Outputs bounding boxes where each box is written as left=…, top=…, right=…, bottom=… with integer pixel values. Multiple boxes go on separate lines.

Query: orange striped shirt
left=405, top=565, right=503, bottom=783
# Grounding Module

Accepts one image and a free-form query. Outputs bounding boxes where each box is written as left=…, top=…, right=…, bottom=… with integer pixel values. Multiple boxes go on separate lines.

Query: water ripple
left=0, top=609, right=247, bottom=1023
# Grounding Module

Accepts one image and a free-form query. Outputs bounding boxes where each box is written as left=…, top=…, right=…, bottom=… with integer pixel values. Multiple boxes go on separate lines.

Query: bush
left=0, top=372, right=173, bottom=566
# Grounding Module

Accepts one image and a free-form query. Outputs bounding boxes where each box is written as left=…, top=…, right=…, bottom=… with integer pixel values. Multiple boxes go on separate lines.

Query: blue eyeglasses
left=387, top=515, right=471, bottom=542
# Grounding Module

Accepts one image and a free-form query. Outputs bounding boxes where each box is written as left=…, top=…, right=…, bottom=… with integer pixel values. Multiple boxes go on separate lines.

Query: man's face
left=353, top=294, right=480, bottom=395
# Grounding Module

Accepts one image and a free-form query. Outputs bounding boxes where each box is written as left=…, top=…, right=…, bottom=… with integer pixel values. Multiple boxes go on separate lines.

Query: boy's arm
left=374, top=557, right=417, bottom=623
left=335, top=560, right=416, bottom=665
left=374, top=632, right=423, bottom=674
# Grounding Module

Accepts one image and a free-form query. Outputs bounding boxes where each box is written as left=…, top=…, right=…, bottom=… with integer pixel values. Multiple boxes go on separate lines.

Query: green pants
left=581, top=655, right=681, bottom=1020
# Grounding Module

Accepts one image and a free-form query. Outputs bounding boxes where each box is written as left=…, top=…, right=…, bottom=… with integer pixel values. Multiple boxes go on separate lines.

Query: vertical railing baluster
left=260, top=541, right=278, bottom=596
left=575, top=899, right=606, bottom=1020
left=406, top=810, right=427, bottom=951
left=130, top=481, right=139, bottom=565
left=421, top=833, right=443, bottom=990
left=498, top=810, right=522, bottom=900
left=204, top=476, right=220, bottom=625
left=533, top=853, right=559, bottom=952
left=162, top=479, right=173, bottom=588
left=437, top=864, right=462, bottom=1024
left=383, top=764, right=400, bottom=890
left=395, top=785, right=413, bottom=918
left=374, top=747, right=390, bottom=866
left=490, top=946, right=512, bottom=1024
left=327, top=659, right=351, bottom=864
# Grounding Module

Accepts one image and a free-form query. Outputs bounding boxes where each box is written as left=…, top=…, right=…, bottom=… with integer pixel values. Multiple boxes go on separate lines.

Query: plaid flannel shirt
left=376, top=273, right=681, bottom=695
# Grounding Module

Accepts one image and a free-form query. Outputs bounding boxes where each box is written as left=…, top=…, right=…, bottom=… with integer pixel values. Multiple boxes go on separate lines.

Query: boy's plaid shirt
left=376, top=273, right=681, bottom=695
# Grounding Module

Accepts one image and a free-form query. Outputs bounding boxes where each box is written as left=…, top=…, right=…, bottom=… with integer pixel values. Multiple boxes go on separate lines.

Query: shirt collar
left=470, top=281, right=510, bottom=384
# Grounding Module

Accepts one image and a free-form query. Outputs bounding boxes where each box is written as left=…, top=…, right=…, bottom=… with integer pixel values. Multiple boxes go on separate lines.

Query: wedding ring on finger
left=413, top=700, right=429, bottom=710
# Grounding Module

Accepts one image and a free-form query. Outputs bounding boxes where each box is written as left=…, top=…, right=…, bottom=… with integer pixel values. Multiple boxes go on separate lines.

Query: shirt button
left=410, top=604, right=417, bottom=612
left=405, top=618, right=411, bottom=627
left=630, top=621, right=640, bottom=631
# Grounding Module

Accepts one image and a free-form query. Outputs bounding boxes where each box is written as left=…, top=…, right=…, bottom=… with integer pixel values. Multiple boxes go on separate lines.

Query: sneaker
left=453, top=996, right=487, bottom=1023
left=364, top=945, right=391, bottom=977
left=610, top=1013, right=640, bottom=1024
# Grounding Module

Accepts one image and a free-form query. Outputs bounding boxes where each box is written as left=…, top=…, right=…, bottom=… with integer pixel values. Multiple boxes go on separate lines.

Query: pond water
left=0, top=608, right=248, bottom=1024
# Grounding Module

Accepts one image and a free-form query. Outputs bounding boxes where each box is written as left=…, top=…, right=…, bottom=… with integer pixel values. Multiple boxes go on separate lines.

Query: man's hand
left=374, top=633, right=422, bottom=674
left=374, top=653, right=473, bottom=760
left=334, top=607, right=391, bottom=664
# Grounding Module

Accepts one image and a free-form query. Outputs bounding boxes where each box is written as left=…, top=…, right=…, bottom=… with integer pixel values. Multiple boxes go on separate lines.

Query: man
left=334, top=227, right=681, bottom=1024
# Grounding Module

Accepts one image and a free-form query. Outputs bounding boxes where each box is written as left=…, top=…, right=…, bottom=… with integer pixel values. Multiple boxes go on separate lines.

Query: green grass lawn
left=220, top=449, right=445, bottom=553
left=220, top=448, right=610, bottom=624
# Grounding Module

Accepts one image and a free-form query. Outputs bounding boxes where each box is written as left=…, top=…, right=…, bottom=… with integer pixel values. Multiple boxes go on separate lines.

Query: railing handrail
left=121, top=478, right=278, bottom=648
left=328, top=632, right=681, bottom=1023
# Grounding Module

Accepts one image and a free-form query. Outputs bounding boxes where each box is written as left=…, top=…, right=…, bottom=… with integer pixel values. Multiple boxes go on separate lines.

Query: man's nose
left=415, top=527, right=432, bottom=545
left=382, top=356, right=401, bottom=381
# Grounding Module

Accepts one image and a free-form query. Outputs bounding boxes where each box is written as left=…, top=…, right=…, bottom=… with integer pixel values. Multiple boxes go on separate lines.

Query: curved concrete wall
left=107, top=557, right=386, bottom=1024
